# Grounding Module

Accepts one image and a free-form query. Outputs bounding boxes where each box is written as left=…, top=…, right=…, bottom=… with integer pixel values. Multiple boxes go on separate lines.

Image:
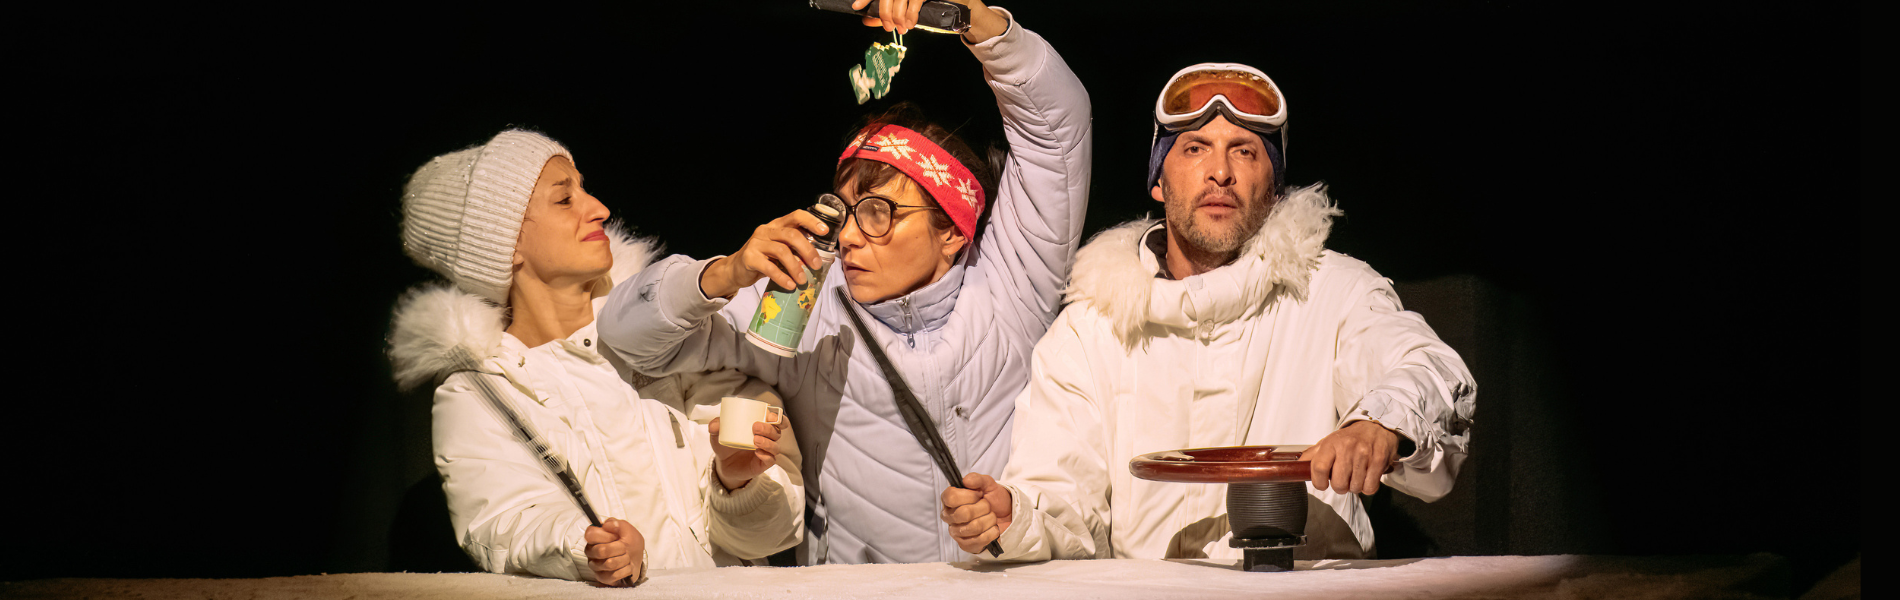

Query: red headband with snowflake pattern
left=836, top=125, right=985, bottom=240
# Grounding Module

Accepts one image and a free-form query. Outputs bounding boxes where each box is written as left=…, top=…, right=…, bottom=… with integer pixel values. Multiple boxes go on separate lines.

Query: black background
left=11, top=0, right=1861, bottom=593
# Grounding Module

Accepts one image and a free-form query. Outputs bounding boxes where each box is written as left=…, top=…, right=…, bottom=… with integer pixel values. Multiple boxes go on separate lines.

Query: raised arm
left=965, top=5, right=1094, bottom=326
left=599, top=204, right=837, bottom=386
left=598, top=254, right=806, bottom=389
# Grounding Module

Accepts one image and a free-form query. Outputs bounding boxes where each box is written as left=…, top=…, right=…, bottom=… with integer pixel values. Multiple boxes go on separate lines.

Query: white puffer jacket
left=989, top=185, right=1477, bottom=562
left=389, top=226, right=802, bottom=580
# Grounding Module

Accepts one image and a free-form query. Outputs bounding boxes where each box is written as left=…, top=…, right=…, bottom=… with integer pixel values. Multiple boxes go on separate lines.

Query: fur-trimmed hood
left=388, top=221, right=660, bottom=390
left=1062, top=184, right=1342, bottom=346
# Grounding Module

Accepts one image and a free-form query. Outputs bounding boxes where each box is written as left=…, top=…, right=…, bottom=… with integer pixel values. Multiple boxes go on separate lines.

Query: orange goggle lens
left=1161, top=70, right=1281, bottom=118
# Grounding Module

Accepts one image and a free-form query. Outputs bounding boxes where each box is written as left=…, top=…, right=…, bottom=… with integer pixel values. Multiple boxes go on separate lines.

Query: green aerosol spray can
left=745, top=194, right=848, bottom=357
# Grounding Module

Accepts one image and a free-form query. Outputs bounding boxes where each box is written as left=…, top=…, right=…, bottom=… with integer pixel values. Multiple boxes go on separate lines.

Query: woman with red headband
left=600, top=0, right=1089, bottom=565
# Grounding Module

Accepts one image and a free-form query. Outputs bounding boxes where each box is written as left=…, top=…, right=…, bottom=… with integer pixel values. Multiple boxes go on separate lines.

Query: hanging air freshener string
left=848, top=30, right=907, bottom=104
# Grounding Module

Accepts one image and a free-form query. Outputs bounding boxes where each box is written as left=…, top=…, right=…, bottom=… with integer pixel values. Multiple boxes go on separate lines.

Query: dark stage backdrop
left=12, top=0, right=1862, bottom=593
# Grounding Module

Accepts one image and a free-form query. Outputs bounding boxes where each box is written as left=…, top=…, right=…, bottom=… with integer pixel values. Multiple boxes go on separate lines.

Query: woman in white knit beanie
left=388, top=130, right=804, bottom=585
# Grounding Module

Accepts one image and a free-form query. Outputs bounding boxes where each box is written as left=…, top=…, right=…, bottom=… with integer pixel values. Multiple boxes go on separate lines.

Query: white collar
left=1064, top=184, right=1342, bottom=346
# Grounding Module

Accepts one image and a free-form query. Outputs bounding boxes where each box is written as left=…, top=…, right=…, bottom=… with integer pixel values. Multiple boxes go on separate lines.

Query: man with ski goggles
left=941, top=63, right=1477, bottom=562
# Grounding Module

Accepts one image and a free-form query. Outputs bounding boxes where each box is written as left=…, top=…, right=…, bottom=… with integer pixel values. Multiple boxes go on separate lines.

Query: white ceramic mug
left=717, top=396, right=784, bottom=450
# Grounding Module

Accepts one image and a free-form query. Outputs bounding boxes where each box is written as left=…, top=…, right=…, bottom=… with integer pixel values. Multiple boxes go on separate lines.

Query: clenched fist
left=582, top=517, right=644, bottom=586
left=939, top=473, right=1012, bottom=555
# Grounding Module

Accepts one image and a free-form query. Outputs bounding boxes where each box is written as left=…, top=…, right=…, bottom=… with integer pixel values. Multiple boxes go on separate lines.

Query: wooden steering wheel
left=1128, top=446, right=1312, bottom=484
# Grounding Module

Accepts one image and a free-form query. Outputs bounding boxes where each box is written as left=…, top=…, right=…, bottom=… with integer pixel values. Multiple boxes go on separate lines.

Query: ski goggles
left=1153, top=63, right=1287, bottom=147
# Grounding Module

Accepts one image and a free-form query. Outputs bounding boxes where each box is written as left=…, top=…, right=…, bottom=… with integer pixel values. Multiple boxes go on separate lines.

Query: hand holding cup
left=710, top=396, right=787, bottom=490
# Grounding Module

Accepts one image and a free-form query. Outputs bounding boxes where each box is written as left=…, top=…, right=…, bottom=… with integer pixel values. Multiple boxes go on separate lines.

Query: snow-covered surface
left=2, top=554, right=1793, bottom=599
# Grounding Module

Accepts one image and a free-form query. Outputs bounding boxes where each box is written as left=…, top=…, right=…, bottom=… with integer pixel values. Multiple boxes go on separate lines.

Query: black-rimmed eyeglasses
left=843, top=194, right=944, bottom=238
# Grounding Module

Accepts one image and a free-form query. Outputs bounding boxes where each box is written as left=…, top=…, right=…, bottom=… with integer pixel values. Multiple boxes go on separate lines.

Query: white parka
left=988, top=185, right=1477, bottom=562
left=389, top=227, right=802, bottom=581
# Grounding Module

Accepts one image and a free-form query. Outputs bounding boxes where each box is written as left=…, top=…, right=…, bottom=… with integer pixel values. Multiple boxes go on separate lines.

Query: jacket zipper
left=900, top=297, right=915, bottom=348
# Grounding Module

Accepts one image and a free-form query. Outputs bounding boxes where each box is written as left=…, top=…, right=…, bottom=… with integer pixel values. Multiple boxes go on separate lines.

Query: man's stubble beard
left=1162, top=179, right=1274, bottom=267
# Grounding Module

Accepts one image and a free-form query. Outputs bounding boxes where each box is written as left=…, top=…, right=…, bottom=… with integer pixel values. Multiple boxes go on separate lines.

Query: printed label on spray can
left=745, top=251, right=836, bottom=357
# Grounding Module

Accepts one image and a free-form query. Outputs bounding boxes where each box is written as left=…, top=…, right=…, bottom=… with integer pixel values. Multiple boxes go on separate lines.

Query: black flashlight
left=810, top=0, right=971, bottom=34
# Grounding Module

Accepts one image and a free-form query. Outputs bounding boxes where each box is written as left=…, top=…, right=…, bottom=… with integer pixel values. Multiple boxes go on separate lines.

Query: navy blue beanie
left=1146, top=126, right=1285, bottom=195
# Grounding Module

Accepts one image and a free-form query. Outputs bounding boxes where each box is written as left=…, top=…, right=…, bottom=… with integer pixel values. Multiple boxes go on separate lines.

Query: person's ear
left=941, top=227, right=968, bottom=260
left=1151, top=182, right=1165, bottom=203
left=512, top=230, right=527, bottom=268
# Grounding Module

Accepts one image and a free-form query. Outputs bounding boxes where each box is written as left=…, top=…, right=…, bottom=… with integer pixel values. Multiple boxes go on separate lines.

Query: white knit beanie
left=400, top=130, right=572, bottom=304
